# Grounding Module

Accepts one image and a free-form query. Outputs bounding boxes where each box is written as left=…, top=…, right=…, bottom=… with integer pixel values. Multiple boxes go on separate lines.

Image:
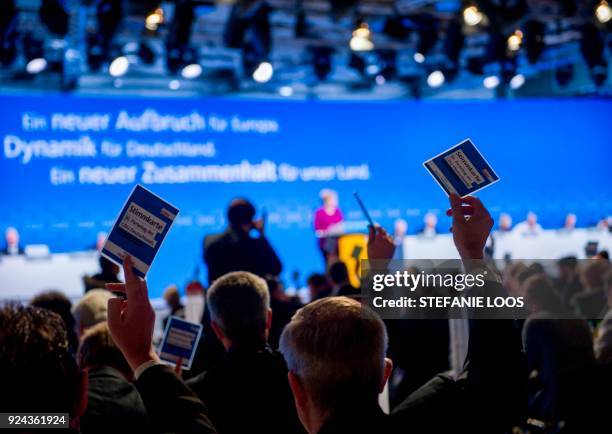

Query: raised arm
left=447, top=194, right=527, bottom=430
left=107, top=256, right=217, bottom=434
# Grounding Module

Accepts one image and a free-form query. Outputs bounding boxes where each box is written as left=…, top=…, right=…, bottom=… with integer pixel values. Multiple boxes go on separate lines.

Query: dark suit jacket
left=187, top=344, right=304, bottom=434
left=81, top=366, right=152, bottom=434
left=135, top=364, right=217, bottom=434
left=203, top=229, right=282, bottom=284
left=317, top=315, right=526, bottom=434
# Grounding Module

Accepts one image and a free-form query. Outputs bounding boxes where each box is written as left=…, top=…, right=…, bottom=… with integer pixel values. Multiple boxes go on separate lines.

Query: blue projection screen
left=0, top=94, right=610, bottom=297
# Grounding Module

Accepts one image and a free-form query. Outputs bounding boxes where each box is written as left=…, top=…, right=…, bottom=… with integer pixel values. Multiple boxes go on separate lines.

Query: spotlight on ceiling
left=483, top=75, right=500, bottom=89
left=181, top=63, right=203, bottom=79
left=595, top=1, right=612, bottom=23
left=26, top=58, right=48, bottom=74
left=509, top=73, right=525, bottom=90
left=463, top=6, right=484, bottom=27
left=350, top=23, right=374, bottom=52
left=507, top=30, right=523, bottom=52
left=413, top=52, right=425, bottom=64
left=427, top=70, right=445, bottom=88
left=109, top=55, right=129, bottom=77
left=252, top=61, right=273, bottom=83
left=145, top=7, right=165, bottom=31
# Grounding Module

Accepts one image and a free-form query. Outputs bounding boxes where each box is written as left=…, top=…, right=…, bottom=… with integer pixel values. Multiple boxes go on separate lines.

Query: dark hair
left=227, top=199, right=256, bottom=227
left=0, top=304, right=80, bottom=414
left=307, top=273, right=327, bottom=287
left=99, top=255, right=118, bottom=274
left=517, top=263, right=544, bottom=286
left=328, top=261, right=349, bottom=285
left=557, top=256, right=578, bottom=269
left=207, top=271, right=270, bottom=346
left=525, top=274, right=563, bottom=313
left=30, top=290, right=78, bottom=353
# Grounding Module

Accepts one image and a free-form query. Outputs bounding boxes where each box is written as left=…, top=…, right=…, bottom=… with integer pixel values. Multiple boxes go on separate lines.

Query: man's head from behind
left=227, top=198, right=256, bottom=232
left=207, top=271, right=271, bottom=349
left=0, top=304, right=86, bottom=421
left=279, top=297, right=392, bottom=432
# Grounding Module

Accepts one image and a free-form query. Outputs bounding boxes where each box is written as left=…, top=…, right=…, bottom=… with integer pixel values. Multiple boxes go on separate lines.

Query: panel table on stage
left=402, top=229, right=612, bottom=260
left=0, top=251, right=100, bottom=301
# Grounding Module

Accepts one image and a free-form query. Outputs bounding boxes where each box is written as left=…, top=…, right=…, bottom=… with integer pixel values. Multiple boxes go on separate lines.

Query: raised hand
left=447, top=194, right=493, bottom=260
left=106, top=256, right=159, bottom=372
left=367, top=226, right=396, bottom=261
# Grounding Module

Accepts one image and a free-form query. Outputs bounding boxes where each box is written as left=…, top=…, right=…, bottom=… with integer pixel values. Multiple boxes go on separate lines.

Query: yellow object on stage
left=337, top=233, right=368, bottom=288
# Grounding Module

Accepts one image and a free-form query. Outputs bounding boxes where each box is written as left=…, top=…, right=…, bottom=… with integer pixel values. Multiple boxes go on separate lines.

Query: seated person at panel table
left=187, top=272, right=304, bottom=434
left=1, top=226, right=24, bottom=255
left=204, top=198, right=282, bottom=284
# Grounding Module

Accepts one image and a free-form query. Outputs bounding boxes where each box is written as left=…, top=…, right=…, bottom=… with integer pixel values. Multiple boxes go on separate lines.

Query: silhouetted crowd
left=1, top=196, right=611, bottom=434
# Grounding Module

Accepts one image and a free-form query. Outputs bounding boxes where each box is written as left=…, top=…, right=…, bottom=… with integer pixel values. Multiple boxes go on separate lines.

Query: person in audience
left=84, top=256, right=121, bottom=292
left=78, top=322, right=152, bottom=433
left=560, top=213, right=577, bottom=232
left=555, top=256, right=583, bottom=309
left=503, top=262, right=527, bottom=297
left=279, top=195, right=526, bottom=433
left=327, top=260, right=359, bottom=297
left=163, top=284, right=185, bottom=329
left=1, top=226, right=24, bottom=255
left=497, top=213, right=513, bottom=232
left=187, top=271, right=304, bottom=434
left=307, top=272, right=332, bottom=301
left=72, top=288, right=114, bottom=338
left=418, top=212, right=437, bottom=236
left=31, top=290, right=79, bottom=354
left=266, top=276, right=303, bottom=349
left=522, top=274, right=596, bottom=427
left=204, top=198, right=282, bottom=284
left=0, top=304, right=87, bottom=429
left=314, top=189, right=344, bottom=264
left=106, top=256, right=217, bottom=433
left=572, top=259, right=609, bottom=318
left=513, top=211, right=543, bottom=236
left=392, top=218, right=408, bottom=246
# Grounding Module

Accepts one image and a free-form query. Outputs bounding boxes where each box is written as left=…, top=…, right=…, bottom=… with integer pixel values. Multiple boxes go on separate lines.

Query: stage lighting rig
left=463, top=5, right=484, bottom=27
left=523, top=20, right=545, bottom=65
left=0, top=0, right=18, bottom=66
left=39, top=0, right=69, bottom=37
left=224, top=0, right=272, bottom=80
left=580, top=23, right=608, bottom=86
left=87, top=0, right=123, bottom=72
left=309, top=46, right=334, bottom=81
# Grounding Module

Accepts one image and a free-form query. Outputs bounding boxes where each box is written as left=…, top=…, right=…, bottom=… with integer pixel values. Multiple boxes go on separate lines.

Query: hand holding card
left=159, top=316, right=203, bottom=371
left=106, top=256, right=159, bottom=373
left=101, top=184, right=179, bottom=278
